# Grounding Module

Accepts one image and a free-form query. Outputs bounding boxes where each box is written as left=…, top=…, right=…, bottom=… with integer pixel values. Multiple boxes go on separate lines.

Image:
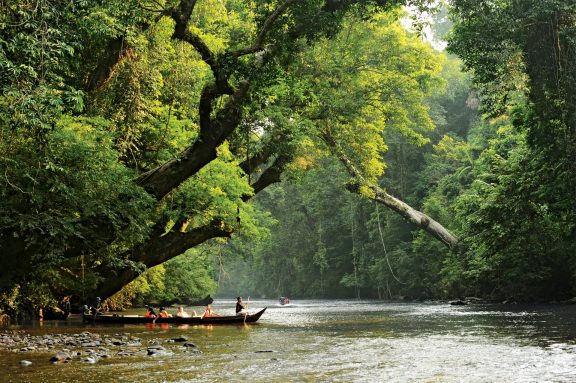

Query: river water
left=4, top=299, right=576, bottom=382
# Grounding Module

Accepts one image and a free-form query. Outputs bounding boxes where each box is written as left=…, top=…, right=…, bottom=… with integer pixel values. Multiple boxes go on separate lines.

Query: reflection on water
left=4, top=300, right=576, bottom=382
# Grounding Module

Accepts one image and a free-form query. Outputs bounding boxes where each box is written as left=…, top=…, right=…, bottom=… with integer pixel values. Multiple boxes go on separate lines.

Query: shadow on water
left=4, top=300, right=576, bottom=382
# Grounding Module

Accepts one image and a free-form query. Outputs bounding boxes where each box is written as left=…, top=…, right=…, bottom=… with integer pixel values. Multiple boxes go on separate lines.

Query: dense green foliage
left=3, top=0, right=441, bottom=316
left=218, top=1, right=576, bottom=302
left=219, top=52, right=474, bottom=300
left=444, top=0, right=576, bottom=300
left=1, top=0, right=574, bottom=318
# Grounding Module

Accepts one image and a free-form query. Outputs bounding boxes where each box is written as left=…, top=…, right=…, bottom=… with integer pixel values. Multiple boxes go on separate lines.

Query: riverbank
left=0, top=329, right=199, bottom=366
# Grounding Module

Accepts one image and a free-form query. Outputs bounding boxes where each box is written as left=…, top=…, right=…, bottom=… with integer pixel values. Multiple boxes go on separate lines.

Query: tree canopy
left=1, top=0, right=575, bottom=316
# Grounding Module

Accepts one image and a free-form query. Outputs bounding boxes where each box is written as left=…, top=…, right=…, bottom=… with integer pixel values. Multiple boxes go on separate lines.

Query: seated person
left=158, top=307, right=172, bottom=318
left=176, top=306, right=190, bottom=318
left=145, top=306, right=157, bottom=318
left=236, top=296, right=249, bottom=315
left=202, top=304, right=220, bottom=318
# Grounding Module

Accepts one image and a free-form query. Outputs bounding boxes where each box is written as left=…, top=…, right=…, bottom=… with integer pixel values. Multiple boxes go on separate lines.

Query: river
left=3, top=300, right=576, bottom=382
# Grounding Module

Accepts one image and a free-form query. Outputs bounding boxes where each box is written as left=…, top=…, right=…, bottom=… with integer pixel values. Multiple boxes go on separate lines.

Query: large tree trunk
left=93, top=221, right=232, bottom=299
left=89, top=0, right=301, bottom=299
left=92, top=155, right=287, bottom=300
left=135, top=81, right=250, bottom=199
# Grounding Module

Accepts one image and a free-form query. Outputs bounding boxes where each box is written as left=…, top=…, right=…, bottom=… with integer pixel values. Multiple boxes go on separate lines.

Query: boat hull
left=83, top=307, right=267, bottom=325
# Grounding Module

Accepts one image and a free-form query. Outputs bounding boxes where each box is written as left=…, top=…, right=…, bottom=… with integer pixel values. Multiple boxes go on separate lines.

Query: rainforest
left=1, top=0, right=575, bottom=320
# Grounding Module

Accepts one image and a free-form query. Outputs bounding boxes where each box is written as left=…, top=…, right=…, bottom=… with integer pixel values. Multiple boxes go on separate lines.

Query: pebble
left=19, top=360, right=32, bottom=366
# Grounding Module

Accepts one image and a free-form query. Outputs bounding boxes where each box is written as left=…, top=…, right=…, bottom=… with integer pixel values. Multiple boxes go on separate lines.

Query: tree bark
left=135, top=81, right=250, bottom=199
left=347, top=183, right=458, bottom=248
left=322, top=130, right=459, bottom=249
left=86, top=36, right=131, bottom=91
left=93, top=150, right=289, bottom=300
left=93, top=221, right=232, bottom=299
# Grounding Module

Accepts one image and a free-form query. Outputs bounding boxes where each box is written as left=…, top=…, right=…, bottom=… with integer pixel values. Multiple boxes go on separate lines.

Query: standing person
left=236, top=296, right=249, bottom=315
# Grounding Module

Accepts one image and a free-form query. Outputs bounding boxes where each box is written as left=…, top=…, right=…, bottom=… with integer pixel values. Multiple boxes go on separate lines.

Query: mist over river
left=4, top=299, right=576, bottom=382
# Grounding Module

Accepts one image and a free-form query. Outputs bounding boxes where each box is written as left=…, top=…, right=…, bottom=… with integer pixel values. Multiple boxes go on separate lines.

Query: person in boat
left=158, top=307, right=172, bottom=318
left=176, top=306, right=190, bottom=318
left=203, top=304, right=220, bottom=318
left=145, top=306, right=157, bottom=318
left=236, top=296, right=249, bottom=315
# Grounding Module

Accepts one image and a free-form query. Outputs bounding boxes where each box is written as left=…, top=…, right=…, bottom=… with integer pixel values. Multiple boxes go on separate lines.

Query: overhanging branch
left=93, top=220, right=233, bottom=299
left=322, top=129, right=459, bottom=249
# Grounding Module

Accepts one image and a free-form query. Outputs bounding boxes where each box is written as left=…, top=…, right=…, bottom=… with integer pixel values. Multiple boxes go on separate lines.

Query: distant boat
left=279, top=296, right=290, bottom=305
left=83, top=307, right=267, bottom=325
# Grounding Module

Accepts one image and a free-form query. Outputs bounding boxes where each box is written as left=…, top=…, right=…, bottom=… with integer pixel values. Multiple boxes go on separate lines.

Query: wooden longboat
left=83, top=307, right=267, bottom=325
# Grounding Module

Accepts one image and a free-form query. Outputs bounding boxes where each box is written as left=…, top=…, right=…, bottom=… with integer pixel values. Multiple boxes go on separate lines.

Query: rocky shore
left=0, top=330, right=200, bottom=365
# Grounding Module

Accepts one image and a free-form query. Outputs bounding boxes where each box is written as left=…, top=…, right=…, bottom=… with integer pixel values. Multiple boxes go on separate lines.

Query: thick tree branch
left=171, top=0, right=198, bottom=37
left=94, top=153, right=291, bottom=299
left=241, top=156, right=287, bottom=201
left=94, top=220, right=233, bottom=299
left=238, top=133, right=293, bottom=199
left=171, top=0, right=220, bottom=78
left=180, top=31, right=216, bottom=68
left=86, top=36, right=131, bottom=91
left=321, top=129, right=459, bottom=249
left=135, top=80, right=250, bottom=199
left=238, top=145, right=275, bottom=175
left=248, top=164, right=283, bottom=198
left=198, top=82, right=235, bottom=131
left=230, top=0, right=297, bottom=58
left=95, top=156, right=291, bottom=299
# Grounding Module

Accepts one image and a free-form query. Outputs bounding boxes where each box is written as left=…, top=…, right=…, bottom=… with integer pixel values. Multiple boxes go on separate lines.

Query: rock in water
left=83, top=357, right=97, bottom=364
left=19, top=360, right=32, bottom=366
left=50, top=351, right=72, bottom=363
